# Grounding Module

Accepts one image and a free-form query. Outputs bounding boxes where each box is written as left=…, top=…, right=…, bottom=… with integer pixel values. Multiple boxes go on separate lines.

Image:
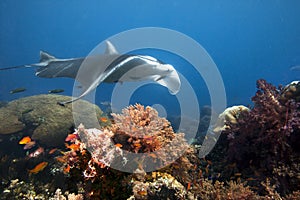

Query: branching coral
left=222, top=79, right=300, bottom=195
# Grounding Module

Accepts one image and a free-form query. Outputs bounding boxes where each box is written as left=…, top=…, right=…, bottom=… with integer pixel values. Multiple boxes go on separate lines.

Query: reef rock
left=213, top=105, right=250, bottom=133
left=279, top=80, right=300, bottom=103
left=130, top=172, right=193, bottom=200
left=0, top=94, right=102, bottom=147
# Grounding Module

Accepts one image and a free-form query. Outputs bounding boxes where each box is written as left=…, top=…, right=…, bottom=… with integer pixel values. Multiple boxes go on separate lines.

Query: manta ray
left=0, top=41, right=181, bottom=105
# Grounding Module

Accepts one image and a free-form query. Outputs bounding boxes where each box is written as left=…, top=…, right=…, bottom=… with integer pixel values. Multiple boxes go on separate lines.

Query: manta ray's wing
left=106, top=55, right=181, bottom=95
left=154, top=65, right=181, bottom=95
left=35, top=51, right=84, bottom=79
left=57, top=56, right=122, bottom=105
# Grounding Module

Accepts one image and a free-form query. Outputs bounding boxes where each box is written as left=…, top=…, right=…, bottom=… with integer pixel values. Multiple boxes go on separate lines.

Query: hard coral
left=223, top=79, right=300, bottom=195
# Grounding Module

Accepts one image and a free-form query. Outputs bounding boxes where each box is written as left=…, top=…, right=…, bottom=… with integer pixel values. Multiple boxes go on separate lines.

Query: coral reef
left=54, top=101, right=300, bottom=199
left=50, top=188, right=83, bottom=200
left=1, top=178, right=83, bottom=200
left=0, top=94, right=103, bottom=147
left=1, top=91, right=300, bottom=199
left=1, top=178, right=52, bottom=199
left=129, top=172, right=192, bottom=200
left=59, top=104, right=198, bottom=199
left=0, top=100, right=7, bottom=108
left=220, top=79, right=300, bottom=195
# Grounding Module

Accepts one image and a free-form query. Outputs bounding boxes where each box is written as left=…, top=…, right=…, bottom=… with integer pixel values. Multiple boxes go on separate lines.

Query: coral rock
left=213, top=105, right=250, bottom=133
left=0, top=94, right=102, bottom=147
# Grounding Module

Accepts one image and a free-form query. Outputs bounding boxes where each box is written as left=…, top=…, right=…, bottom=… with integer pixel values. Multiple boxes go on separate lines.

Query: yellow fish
left=28, top=162, right=48, bottom=174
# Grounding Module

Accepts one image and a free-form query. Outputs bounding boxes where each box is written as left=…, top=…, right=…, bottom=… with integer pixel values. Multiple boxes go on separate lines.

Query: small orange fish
left=172, top=162, right=180, bottom=169
left=148, top=153, right=157, bottom=158
left=56, top=156, right=67, bottom=163
left=81, top=149, right=87, bottom=155
left=19, top=136, right=31, bottom=144
left=133, top=143, right=141, bottom=148
left=48, top=148, right=57, bottom=154
left=94, top=160, right=107, bottom=169
left=137, top=190, right=147, bottom=196
left=199, top=179, right=203, bottom=188
left=205, top=166, right=209, bottom=174
left=65, top=134, right=78, bottom=142
left=28, top=162, right=48, bottom=174
left=187, top=182, right=191, bottom=190
left=131, top=127, right=138, bottom=132
left=65, top=143, right=80, bottom=151
left=198, top=169, right=203, bottom=177
left=207, top=160, right=212, bottom=165
left=63, top=164, right=71, bottom=174
left=115, top=143, right=123, bottom=148
left=228, top=162, right=236, bottom=168
left=234, top=173, right=242, bottom=177
left=99, top=117, right=108, bottom=123
left=143, top=135, right=153, bottom=140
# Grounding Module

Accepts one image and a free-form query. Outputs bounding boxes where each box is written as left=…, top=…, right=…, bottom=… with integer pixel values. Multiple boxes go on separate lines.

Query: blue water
left=0, top=0, right=300, bottom=114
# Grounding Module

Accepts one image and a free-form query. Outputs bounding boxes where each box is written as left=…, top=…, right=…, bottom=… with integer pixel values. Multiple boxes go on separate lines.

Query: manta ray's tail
left=57, top=97, right=81, bottom=106
left=0, top=51, right=54, bottom=71
left=0, top=65, right=33, bottom=71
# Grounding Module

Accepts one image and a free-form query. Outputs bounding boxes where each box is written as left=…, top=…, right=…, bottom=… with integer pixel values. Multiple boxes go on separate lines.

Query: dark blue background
left=0, top=0, right=299, bottom=114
